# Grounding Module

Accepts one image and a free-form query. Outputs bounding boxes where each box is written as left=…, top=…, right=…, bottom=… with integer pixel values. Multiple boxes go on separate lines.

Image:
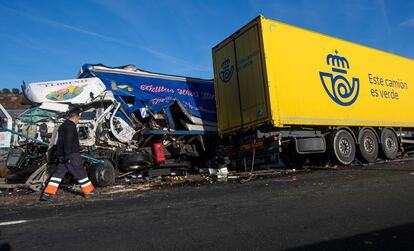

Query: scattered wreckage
left=1, top=64, right=228, bottom=191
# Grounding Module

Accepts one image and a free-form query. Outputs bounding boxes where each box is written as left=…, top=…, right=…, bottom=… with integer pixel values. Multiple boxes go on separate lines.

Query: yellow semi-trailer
left=212, top=15, right=414, bottom=167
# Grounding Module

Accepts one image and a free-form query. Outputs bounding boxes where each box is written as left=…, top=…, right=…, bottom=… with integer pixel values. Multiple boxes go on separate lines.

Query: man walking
left=40, top=108, right=95, bottom=201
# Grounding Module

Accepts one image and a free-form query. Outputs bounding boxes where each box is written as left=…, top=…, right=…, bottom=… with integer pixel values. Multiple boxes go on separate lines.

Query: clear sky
left=1, top=0, right=414, bottom=88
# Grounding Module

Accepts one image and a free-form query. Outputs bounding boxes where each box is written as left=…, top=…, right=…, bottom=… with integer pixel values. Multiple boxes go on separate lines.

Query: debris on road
left=208, top=167, right=229, bottom=182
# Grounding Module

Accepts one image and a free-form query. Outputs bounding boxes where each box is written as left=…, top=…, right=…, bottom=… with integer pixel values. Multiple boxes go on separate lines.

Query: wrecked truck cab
left=5, top=64, right=227, bottom=189
left=76, top=64, right=225, bottom=183
left=5, top=78, right=124, bottom=186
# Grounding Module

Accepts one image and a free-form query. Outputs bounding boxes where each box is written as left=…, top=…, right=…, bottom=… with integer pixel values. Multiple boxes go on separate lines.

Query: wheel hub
left=100, top=168, right=111, bottom=182
left=339, top=138, right=351, bottom=157
left=385, top=137, right=396, bottom=152
left=363, top=137, right=375, bottom=154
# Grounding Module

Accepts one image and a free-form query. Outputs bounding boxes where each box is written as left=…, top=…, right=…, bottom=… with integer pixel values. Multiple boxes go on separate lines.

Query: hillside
left=0, top=93, right=30, bottom=110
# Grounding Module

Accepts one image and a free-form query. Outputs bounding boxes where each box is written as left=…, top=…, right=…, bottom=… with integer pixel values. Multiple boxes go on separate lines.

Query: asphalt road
left=1, top=161, right=414, bottom=250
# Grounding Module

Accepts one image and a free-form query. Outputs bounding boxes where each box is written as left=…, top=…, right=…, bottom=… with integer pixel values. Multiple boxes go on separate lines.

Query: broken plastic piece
left=209, top=167, right=229, bottom=182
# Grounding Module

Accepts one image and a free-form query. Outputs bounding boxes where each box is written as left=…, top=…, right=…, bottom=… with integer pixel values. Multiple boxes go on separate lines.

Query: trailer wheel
left=89, top=160, right=115, bottom=187
left=380, top=129, right=398, bottom=160
left=328, top=129, right=356, bottom=165
left=358, top=129, right=379, bottom=163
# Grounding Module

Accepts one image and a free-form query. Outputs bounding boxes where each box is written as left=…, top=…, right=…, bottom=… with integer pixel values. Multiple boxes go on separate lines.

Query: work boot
left=84, top=191, right=98, bottom=199
left=39, top=193, right=54, bottom=202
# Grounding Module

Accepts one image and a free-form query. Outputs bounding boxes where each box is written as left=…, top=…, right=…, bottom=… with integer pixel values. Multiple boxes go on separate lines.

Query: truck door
left=213, top=21, right=269, bottom=134
left=234, top=24, right=269, bottom=127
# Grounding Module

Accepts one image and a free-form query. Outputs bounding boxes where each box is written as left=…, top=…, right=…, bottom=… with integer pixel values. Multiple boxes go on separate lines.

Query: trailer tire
left=358, top=129, right=379, bottom=163
left=89, top=160, right=115, bottom=187
left=327, top=129, right=356, bottom=165
left=380, top=129, right=398, bottom=160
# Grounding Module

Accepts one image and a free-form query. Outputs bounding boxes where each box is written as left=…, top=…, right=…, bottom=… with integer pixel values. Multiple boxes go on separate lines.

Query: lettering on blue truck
left=319, top=51, right=360, bottom=106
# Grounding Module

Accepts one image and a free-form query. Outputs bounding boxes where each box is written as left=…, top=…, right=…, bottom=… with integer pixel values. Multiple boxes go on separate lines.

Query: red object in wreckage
left=153, top=143, right=166, bottom=163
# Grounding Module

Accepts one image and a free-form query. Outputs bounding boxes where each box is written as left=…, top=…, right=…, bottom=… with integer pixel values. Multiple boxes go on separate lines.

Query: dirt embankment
left=0, top=94, right=30, bottom=110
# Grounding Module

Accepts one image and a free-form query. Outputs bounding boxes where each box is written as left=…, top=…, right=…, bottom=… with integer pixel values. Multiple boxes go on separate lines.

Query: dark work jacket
left=57, top=119, right=80, bottom=159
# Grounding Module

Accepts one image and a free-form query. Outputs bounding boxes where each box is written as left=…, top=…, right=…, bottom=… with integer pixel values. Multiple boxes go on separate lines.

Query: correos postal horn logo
left=319, top=50, right=360, bottom=106
left=219, top=58, right=234, bottom=83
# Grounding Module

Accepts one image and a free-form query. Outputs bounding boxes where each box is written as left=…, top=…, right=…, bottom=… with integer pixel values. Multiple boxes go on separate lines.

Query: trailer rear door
left=213, top=18, right=270, bottom=135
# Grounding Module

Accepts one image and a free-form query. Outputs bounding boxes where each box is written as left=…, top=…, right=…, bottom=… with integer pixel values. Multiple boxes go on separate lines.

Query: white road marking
left=0, top=220, right=29, bottom=226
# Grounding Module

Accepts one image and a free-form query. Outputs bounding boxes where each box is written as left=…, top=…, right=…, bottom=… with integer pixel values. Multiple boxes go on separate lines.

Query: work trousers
left=44, top=154, right=94, bottom=195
